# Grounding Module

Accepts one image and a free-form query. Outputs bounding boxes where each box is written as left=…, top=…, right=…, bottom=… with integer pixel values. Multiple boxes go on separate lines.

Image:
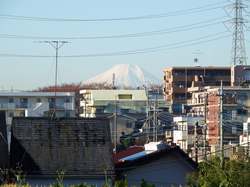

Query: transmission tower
left=224, top=0, right=249, bottom=66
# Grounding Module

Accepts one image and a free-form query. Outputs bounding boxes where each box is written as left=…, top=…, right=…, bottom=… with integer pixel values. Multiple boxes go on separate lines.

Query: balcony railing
left=0, top=102, right=73, bottom=110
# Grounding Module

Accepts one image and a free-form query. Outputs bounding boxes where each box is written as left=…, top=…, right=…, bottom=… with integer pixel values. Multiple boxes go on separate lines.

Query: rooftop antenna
left=192, top=50, right=202, bottom=67
left=224, top=0, right=249, bottom=65
left=35, top=41, right=69, bottom=119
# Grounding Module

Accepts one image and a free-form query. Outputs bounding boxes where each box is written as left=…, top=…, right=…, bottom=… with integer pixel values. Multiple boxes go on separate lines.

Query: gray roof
left=10, top=117, right=114, bottom=176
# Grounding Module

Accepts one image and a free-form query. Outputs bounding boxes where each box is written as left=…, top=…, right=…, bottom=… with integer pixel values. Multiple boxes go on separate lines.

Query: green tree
left=186, top=157, right=250, bottom=187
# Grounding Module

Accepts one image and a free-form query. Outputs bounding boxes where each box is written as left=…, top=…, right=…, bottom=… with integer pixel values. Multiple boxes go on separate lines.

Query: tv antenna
left=192, top=50, right=202, bottom=67
left=35, top=41, right=69, bottom=119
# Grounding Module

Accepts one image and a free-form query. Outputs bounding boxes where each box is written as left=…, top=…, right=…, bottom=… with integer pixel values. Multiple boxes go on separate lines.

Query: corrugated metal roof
left=10, top=117, right=114, bottom=176
left=113, top=146, right=144, bottom=164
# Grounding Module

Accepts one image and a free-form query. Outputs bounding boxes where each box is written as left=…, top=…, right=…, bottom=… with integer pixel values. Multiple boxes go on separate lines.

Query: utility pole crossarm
left=35, top=41, right=69, bottom=119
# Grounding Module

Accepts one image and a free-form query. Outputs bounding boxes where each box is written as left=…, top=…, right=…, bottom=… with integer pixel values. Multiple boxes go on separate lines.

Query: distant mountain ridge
left=82, top=64, right=161, bottom=88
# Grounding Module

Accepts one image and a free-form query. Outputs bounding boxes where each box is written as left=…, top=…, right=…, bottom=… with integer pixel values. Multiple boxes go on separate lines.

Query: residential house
left=10, top=117, right=114, bottom=186
left=115, top=142, right=197, bottom=187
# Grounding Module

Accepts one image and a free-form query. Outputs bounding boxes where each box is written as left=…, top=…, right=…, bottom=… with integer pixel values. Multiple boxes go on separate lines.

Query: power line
left=0, top=31, right=231, bottom=58
left=0, top=2, right=228, bottom=22
left=0, top=16, right=227, bottom=40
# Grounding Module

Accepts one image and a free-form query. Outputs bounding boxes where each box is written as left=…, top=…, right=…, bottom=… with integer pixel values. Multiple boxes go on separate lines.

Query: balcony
left=172, top=87, right=187, bottom=93
left=0, top=102, right=73, bottom=111
left=187, top=99, right=205, bottom=106
left=172, top=76, right=193, bottom=82
left=174, top=130, right=188, bottom=141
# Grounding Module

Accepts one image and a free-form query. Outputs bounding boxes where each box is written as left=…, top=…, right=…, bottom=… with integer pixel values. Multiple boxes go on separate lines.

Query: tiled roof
left=10, top=117, right=114, bottom=176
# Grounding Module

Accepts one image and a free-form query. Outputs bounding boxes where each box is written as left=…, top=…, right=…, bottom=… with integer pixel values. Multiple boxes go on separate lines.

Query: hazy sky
left=0, top=0, right=249, bottom=90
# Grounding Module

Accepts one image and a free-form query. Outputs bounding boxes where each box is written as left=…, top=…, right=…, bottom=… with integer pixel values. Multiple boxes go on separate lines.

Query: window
left=237, top=109, right=247, bottom=115
left=118, top=94, right=132, bottom=99
left=37, top=98, right=41, bottom=102
left=65, top=111, right=70, bottom=117
left=48, top=98, right=55, bottom=109
left=9, top=111, right=14, bottom=117
left=9, top=98, right=14, bottom=103
left=96, top=109, right=104, bottom=113
left=20, top=98, right=28, bottom=108
left=237, top=93, right=248, bottom=100
left=65, top=97, right=71, bottom=103
left=121, top=109, right=129, bottom=113
left=126, top=123, right=132, bottom=128
left=20, top=112, right=25, bottom=117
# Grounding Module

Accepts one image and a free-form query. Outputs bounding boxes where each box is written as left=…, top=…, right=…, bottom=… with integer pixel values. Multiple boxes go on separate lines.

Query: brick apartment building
left=188, top=86, right=249, bottom=146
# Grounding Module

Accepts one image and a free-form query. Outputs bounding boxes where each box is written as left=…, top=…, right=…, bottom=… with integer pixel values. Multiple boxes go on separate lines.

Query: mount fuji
left=82, top=64, right=162, bottom=88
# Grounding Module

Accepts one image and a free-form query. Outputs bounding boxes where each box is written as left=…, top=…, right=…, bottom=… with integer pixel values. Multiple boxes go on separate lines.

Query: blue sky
left=0, top=0, right=249, bottom=90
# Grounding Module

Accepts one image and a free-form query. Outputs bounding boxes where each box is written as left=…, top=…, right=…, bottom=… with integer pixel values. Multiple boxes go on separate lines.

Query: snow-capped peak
left=82, top=64, right=161, bottom=88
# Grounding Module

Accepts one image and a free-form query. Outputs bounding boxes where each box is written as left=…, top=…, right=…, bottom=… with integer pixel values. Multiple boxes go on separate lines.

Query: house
left=0, top=91, right=75, bottom=142
left=79, top=89, right=171, bottom=118
left=10, top=117, right=114, bottom=186
left=115, top=143, right=197, bottom=187
left=113, top=145, right=145, bottom=164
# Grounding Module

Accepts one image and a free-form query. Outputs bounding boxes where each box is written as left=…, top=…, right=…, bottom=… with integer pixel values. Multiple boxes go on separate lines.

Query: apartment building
left=79, top=89, right=171, bottom=117
left=187, top=86, right=249, bottom=146
left=0, top=91, right=75, bottom=132
left=163, top=66, right=231, bottom=113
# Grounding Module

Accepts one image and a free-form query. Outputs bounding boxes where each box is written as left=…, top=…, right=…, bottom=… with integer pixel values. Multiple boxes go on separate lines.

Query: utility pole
left=203, top=93, right=207, bottom=160
left=114, top=95, right=117, bottom=154
left=224, top=0, right=249, bottom=65
left=35, top=41, right=68, bottom=119
left=219, top=81, right=224, bottom=169
left=195, top=121, right=199, bottom=163
left=153, top=98, right=158, bottom=142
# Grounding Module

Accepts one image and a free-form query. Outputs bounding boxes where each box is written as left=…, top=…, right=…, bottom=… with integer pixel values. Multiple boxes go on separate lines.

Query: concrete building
left=162, top=66, right=231, bottom=113
left=173, top=116, right=204, bottom=152
left=0, top=91, right=75, bottom=139
left=79, top=89, right=171, bottom=118
left=231, top=65, right=250, bottom=87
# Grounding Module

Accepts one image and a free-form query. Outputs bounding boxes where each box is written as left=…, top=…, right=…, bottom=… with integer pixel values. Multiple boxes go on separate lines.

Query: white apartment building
left=0, top=91, right=75, bottom=130
left=173, top=116, right=204, bottom=152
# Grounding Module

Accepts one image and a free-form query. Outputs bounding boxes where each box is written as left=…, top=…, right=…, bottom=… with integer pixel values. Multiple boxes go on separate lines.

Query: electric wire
left=0, top=16, right=227, bottom=40
left=0, top=2, right=228, bottom=22
left=0, top=31, right=231, bottom=58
